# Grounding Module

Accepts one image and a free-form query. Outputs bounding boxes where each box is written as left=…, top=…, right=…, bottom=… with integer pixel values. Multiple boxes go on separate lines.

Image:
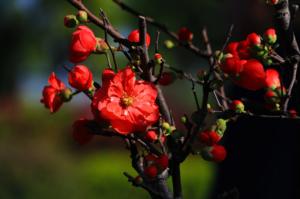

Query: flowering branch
left=112, top=0, right=210, bottom=58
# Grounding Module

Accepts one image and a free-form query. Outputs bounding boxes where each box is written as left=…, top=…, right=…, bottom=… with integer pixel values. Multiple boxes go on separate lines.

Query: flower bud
left=215, top=119, right=227, bottom=136
left=164, top=40, right=175, bottom=49
left=247, top=33, right=261, bottom=46
left=145, top=130, right=158, bottom=142
left=264, top=90, right=279, bottom=104
left=288, top=109, right=297, bottom=118
left=156, top=155, right=169, bottom=170
left=154, top=53, right=164, bottom=65
left=201, top=145, right=227, bottom=162
left=64, top=15, right=79, bottom=28
left=178, top=27, right=193, bottom=42
left=230, top=100, right=245, bottom=113
left=158, top=72, right=176, bottom=86
left=128, top=29, right=151, bottom=48
left=134, top=176, right=143, bottom=185
left=61, top=88, right=73, bottom=102
left=197, top=69, right=207, bottom=81
left=198, top=130, right=221, bottom=146
left=77, top=10, right=88, bottom=23
left=144, top=165, right=158, bottom=179
left=96, top=38, right=109, bottom=52
left=264, top=28, right=277, bottom=44
left=267, top=0, right=279, bottom=5
left=180, top=116, right=187, bottom=124
left=68, top=65, right=93, bottom=91
left=69, top=26, right=97, bottom=63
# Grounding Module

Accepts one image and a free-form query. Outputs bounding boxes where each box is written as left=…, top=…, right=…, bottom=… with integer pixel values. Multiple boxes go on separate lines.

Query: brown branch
left=68, top=0, right=126, bottom=43
left=99, top=9, right=119, bottom=70
left=201, top=28, right=228, bottom=110
left=112, top=0, right=210, bottom=58
left=274, top=0, right=300, bottom=112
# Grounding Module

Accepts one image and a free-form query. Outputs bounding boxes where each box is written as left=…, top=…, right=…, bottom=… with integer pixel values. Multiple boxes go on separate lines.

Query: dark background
left=0, top=0, right=299, bottom=198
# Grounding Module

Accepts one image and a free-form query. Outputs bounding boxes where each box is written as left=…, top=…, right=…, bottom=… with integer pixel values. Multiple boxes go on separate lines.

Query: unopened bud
left=77, top=10, right=88, bottom=23
left=64, top=15, right=79, bottom=28
left=61, top=88, right=73, bottom=102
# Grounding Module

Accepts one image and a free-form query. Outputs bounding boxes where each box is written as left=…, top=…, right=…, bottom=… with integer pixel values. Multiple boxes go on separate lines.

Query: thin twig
left=100, top=9, right=119, bottom=70
left=221, top=24, right=235, bottom=52
left=191, top=75, right=200, bottom=111
left=112, top=0, right=210, bottom=58
left=155, top=31, right=160, bottom=53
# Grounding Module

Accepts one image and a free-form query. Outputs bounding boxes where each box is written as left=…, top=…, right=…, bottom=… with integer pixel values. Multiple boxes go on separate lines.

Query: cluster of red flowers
left=41, top=25, right=160, bottom=144
left=220, top=28, right=278, bottom=91
left=142, top=154, right=169, bottom=179
left=198, top=130, right=227, bottom=162
left=198, top=118, right=228, bottom=162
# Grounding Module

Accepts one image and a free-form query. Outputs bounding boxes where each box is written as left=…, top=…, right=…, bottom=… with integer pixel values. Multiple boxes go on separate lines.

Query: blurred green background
left=1, top=0, right=299, bottom=198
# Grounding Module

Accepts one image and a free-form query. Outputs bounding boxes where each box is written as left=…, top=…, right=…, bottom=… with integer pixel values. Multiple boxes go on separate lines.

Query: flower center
left=121, top=95, right=133, bottom=107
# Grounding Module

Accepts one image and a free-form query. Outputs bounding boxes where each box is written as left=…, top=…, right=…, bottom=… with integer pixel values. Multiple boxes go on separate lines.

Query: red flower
left=220, top=57, right=246, bottom=76
left=265, top=69, right=280, bottom=89
left=128, top=29, right=151, bottom=48
left=247, top=33, right=261, bottom=46
left=178, top=27, right=193, bottom=42
left=91, top=68, right=115, bottom=121
left=229, top=100, right=245, bottom=113
left=225, top=42, right=239, bottom=58
left=156, top=155, right=169, bottom=170
left=234, top=59, right=266, bottom=91
left=264, top=28, right=277, bottom=44
left=237, top=40, right=251, bottom=59
left=199, top=130, right=221, bottom=146
left=72, top=119, right=94, bottom=145
left=41, top=72, right=67, bottom=113
left=201, top=145, right=227, bottom=162
left=69, top=25, right=97, bottom=63
left=93, top=67, right=159, bottom=134
left=158, top=72, right=176, bottom=86
left=288, top=109, right=297, bottom=118
left=144, top=165, right=158, bottom=179
left=68, top=65, right=93, bottom=91
left=145, top=130, right=158, bottom=142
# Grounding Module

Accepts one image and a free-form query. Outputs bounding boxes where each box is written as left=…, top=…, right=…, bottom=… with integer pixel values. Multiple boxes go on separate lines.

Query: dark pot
left=211, top=116, right=300, bottom=199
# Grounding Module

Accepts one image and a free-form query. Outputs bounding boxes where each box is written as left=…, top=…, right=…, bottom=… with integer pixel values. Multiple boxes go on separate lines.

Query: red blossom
left=199, top=130, right=221, bottom=146
left=220, top=57, right=246, bottom=76
left=68, top=65, right=93, bottom=91
left=237, top=40, right=251, bottom=59
left=93, top=67, right=159, bottom=134
left=225, top=42, right=239, bottom=58
left=246, top=33, right=261, bottom=46
left=144, top=165, right=158, bottom=179
left=41, top=72, right=67, bottom=113
left=210, top=145, right=227, bottom=162
left=178, top=27, right=193, bottom=42
left=145, top=130, right=158, bottom=142
left=265, top=69, right=280, bottom=89
left=69, top=25, right=97, bottom=63
left=230, top=100, right=245, bottom=113
left=202, top=145, right=227, bottom=162
left=128, top=29, right=151, bottom=47
left=234, top=59, right=266, bottom=91
left=156, top=155, right=169, bottom=170
left=158, top=72, right=176, bottom=86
